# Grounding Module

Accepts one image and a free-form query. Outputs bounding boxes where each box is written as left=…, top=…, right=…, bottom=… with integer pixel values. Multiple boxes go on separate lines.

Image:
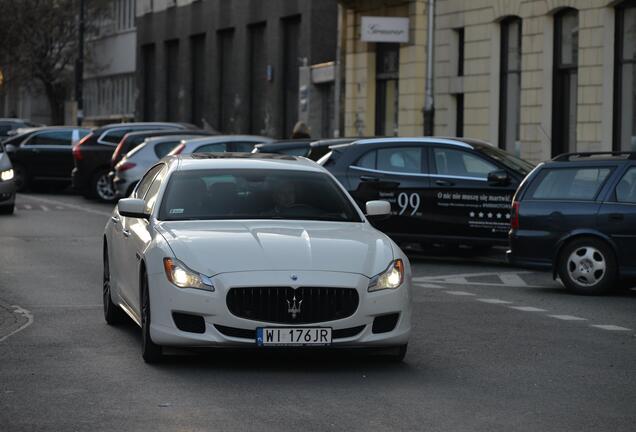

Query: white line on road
left=40, top=205, right=49, bottom=212
left=509, top=306, right=547, bottom=312
left=0, top=305, right=34, bottom=343
left=413, top=282, right=445, bottom=289
left=23, top=204, right=32, bottom=210
left=477, top=298, right=512, bottom=304
left=444, top=291, right=476, bottom=296
left=590, top=325, right=632, bottom=331
left=549, top=315, right=587, bottom=321
left=20, top=195, right=111, bottom=217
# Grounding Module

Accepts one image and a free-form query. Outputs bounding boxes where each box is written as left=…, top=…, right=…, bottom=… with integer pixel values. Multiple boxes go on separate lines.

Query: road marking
left=477, top=298, right=512, bottom=304
left=0, top=305, right=34, bottom=343
left=549, top=315, right=587, bottom=321
left=20, top=195, right=111, bottom=217
left=23, top=204, right=32, bottom=210
left=590, top=325, right=632, bottom=331
left=55, top=206, right=65, bottom=210
left=444, top=290, right=475, bottom=296
left=413, top=282, right=445, bottom=289
left=40, top=205, right=49, bottom=212
left=413, top=271, right=545, bottom=288
left=509, top=306, right=547, bottom=312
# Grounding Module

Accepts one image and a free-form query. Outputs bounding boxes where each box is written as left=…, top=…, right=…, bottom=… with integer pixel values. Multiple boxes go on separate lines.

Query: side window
left=101, top=128, right=138, bottom=145
left=134, top=164, right=164, bottom=199
left=154, top=141, right=181, bottom=158
left=354, top=151, right=377, bottom=169
left=143, top=166, right=168, bottom=214
left=377, top=147, right=422, bottom=174
left=233, top=142, right=258, bottom=152
left=616, top=167, right=636, bottom=204
left=530, top=167, right=612, bottom=201
left=194, top=143, right=227, bottom=153
left=27, top=131, right=72, bottom=146
left=433, top=148, right=497, bottom=179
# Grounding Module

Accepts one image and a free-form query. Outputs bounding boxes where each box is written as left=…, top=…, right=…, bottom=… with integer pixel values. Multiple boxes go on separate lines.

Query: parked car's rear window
left=529, top=167, right=613, bottom=201
left=615, top=167, right=636, bottom=203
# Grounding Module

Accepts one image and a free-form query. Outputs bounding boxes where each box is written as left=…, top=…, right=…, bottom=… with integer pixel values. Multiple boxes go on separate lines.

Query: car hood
left=155, top=220, right=394, bottom=278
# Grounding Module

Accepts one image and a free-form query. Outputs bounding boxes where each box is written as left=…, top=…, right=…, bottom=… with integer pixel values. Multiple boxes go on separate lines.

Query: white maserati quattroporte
left=103, top=153, right=411, bottom=363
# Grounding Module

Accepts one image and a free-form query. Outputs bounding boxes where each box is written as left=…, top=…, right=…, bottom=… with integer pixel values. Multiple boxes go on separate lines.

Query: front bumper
left=0, top=179, right=15, bottom=204
left=146, top=270, right=412, bottom=348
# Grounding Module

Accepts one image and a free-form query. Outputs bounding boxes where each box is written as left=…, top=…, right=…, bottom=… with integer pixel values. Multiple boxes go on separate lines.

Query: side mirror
left=4, top=144, right=17, bottom=153
left=118, top=198, right=148, bottom=219
left=487, top=169, right=510, bottom=185
left=365, top=200, right=391, bottom=218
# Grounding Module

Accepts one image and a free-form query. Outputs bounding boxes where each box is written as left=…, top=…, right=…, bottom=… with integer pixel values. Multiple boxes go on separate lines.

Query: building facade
left=83, top=0, right=138, bottom=126
left=339, top=0, right=431, bottom=137
left=434, top=0, right=636, bottom=162
left=135, top=0, right=338, bottom=138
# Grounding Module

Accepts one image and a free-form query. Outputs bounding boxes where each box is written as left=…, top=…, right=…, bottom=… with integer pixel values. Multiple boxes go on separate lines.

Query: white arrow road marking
left=21, top=195, right=111, bottom=217
left=549, top=315, right=587, bottom=321
left=509, top=306, right=547, bottom=312
left=590, top=325, right=632, bottom=331
left=0, top=306, right=34, bottom=343
left=414, top=271, right=542, bottom=288
left=477, top=298, right=512, bottom=304
left=444, top=291, right=476, bottom=296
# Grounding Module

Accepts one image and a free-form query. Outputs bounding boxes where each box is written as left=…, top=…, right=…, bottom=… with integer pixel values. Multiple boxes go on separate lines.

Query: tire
left=12, top=163, right=29, bottom=192
left=91, top=169, right=116, bottom=202
left=141, top=272, right=163, bottom=363
left=557, top=237, right=617, bottom=295
left=103, top=245, right=126, bottom=325
left=0, top=204, right=14, bottom=215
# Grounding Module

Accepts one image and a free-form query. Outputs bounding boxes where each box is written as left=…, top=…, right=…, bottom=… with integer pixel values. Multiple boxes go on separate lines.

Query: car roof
left=255, top=139, right=313, bottom=150
left=181, top=135, right=273, bottom=146
left=547, top=152, right=636, bottom=164
left=96, top=122, right=189, bottom=132
left=310, top=137, right=360, bottom=148
left=145, top=135, right=206, bottom=145
left=333, top=136, right=475, bottom=150
left=169, top=152, right=323, bottom=172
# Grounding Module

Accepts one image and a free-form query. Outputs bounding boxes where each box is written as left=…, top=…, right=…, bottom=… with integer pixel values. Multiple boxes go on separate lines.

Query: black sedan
left=320, top=137, right=534, bottom=247
left=4, top=127, right=90, bottom=191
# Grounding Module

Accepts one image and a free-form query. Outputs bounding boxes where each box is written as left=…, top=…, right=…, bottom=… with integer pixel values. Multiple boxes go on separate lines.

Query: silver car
left=167, top=135, right=273, bottom=157
left=113, top=135, right=203, bottom=198
left=0, top=142, right=16, bottom=214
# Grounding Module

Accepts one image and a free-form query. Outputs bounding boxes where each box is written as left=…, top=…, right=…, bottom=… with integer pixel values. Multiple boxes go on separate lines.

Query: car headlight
left=0, top=169, right=14, bottom=182
left=368, top=259, right=404, bottom=292
left=163, top=258, right=214, bottom=291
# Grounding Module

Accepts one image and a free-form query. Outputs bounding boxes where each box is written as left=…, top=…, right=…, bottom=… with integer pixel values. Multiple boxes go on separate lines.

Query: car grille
left=214, top=324, right=366, bottom=340
left=226, top=286, right=359, bottom=324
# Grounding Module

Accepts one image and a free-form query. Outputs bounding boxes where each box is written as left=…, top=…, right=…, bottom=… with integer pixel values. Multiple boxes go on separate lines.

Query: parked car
left=168, top=135, right=273, bottom=157
left=0, top=118, right=42, bottom=142
left=252, top=139, right=313, bottom=157
left=3, top=127, right=90, bottom=191
left=0, top=141, right=16, bottom=214
left=104, top=153, right=411, bottom=363
left=110, top=129, right=215, bottom=170
left=113, top=135, right=209, bottom=198
left=72, top=123, right=195, bottom=201
left=307, top=138, right=360, bottom=161
left=319, top=137, right=534, bottom=247
left=508, top=152, right=636, bottom=294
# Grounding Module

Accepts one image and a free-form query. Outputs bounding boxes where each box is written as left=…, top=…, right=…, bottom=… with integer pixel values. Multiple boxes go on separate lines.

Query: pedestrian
left=291, top=121, right=310, bottom=139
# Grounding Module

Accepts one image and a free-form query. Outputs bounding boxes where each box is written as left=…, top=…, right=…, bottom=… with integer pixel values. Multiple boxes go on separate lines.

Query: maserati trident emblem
left=290, top=274, right=298, bottom=281
left=286, top=296, right=303, bottom=319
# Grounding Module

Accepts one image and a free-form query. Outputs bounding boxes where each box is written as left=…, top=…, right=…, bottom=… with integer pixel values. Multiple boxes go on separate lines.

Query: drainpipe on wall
left=423, top=0, right=435, bottom=136
left=333, top=4, right=345, bottom=138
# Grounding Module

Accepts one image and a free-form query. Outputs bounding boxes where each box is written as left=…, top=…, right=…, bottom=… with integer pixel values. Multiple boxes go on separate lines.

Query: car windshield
left=476, top=146, right=534, bottom=176
left=159, top=169, right=362, bottom=222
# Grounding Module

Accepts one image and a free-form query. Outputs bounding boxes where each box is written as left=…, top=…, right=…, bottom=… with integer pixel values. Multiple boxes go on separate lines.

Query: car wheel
left=103, top=245, right=126, bottom=325
left=0, top=204, right=14, bottom=215
left=141, top=272, right=163, bottom=363
left=557, top=237, right=617, bottom=295
left=92, top=170, right=116, bottom=202
left=12, top=163, right=29, bottom=192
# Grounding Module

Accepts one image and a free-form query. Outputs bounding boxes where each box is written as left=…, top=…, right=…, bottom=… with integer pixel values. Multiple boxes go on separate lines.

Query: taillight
left=171, top=143, right=185, bottom=155
left=510, top=201, right=520, bottom=231
left=115, top=161, right=136, bottom=173
left=72, top=132, right=93, bottom=161
left=111, top=142, right=125, bottom=166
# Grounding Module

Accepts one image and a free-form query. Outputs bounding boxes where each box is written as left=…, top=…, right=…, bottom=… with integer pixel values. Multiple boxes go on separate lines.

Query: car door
left=18, top=130, right=69, bottom=179
left=115, top=164, right=165, bottom=308
left=346, top=145, right=430, bottom=239
left=427, top=146, right=518, bottom=243
left=597, top=165, right=636, bottom=270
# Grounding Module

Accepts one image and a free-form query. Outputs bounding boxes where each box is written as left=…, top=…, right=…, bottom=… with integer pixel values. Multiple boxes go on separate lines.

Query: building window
left=164, top=39, right=180, bottom=121
left=375, top=43, right=400, bottom=136
left=190, top=34, right=206, bottom=127
left=499, top=17, right=522, bottom=154
left=614, top=1, right=636, bottom=151
left=552, top=8, right=579, bottom=157
left=455, top=93, right=464, bottom=137
left=456, top=28, right=465, bottom=76
left=218, top=28, right=235, bottom=133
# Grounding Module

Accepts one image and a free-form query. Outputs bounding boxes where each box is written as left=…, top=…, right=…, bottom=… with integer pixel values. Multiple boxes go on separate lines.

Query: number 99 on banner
left=397, top=192, right=421, bottom=216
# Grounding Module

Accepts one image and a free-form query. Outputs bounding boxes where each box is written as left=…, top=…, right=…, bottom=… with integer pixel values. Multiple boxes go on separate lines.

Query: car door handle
left=435, top=179, right=455, bottom=186
left=122, top=229, right=131, bottom=238
left=110, top=216, right=120, bottom=224
left=609, top=213, right=624, bottom=221
left=360, top=175, right=380, bottom=182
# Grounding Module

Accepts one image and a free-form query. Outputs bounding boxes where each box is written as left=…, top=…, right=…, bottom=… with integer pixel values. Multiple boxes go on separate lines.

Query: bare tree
left=0, top=0, right=106, bottom=124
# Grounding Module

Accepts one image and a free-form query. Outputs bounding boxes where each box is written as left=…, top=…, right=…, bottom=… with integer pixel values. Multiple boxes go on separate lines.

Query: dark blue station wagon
left=508, top=152, right=636, bottom=294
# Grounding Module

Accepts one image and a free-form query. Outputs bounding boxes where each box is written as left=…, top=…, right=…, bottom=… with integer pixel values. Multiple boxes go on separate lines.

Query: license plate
left=256, top=327, right=332, bottom=347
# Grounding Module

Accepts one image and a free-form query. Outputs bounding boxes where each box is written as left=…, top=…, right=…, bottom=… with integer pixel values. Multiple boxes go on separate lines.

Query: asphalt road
left=1, top=193, right=635, bottom=432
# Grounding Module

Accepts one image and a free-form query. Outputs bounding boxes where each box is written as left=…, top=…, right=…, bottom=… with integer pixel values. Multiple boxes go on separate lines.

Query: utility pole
left=75, top=0, right=85, bottom=126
